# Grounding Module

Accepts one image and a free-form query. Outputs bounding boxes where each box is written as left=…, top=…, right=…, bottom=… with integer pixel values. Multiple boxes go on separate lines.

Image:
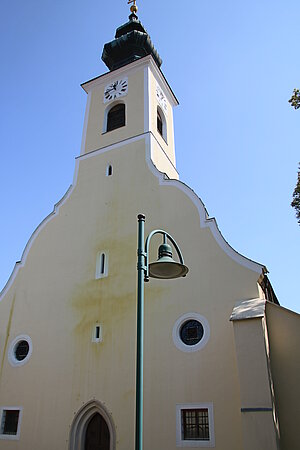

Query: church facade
left=0, top=7, right=299, bottom=450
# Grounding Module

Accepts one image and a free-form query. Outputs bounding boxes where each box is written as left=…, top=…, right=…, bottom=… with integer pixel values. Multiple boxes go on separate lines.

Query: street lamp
left=135, top=214, right=189, bottom=450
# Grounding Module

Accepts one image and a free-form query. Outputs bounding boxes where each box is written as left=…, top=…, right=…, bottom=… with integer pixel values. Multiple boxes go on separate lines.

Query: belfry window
left=157, top=107, right=167, bottom=142
left=157, top=109, right=163, bottom=136
left=106, top=104, right=125, bottom=132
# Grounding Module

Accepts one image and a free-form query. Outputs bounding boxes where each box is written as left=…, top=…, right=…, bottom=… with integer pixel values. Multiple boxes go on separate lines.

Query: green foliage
left=288, top=88, right=300, bottom=109
left=291, top=163, right=300, bottom=225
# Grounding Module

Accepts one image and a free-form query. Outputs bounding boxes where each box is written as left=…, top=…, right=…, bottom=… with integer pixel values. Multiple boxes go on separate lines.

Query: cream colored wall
left=149, top=135, right=178, bottom=179
left=266, top=302, right=300, bottom=450
left=232, top=317, right=279, bottom=450
left=0, top=136, right=264, bottom=449
left=83, top=67, right=145, bottom=154
left=149, top=69, right=176, bottom=167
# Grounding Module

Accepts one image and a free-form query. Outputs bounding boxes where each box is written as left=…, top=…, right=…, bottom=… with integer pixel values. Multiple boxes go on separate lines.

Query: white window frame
left=95, top=251, right=109, bottom=279
left=8, top=335, right=33, bottom=367
left=176, top=403, right=215, bottom=447
left=0, top=407, right=23, bottom=440
left=92, top=324, right=103, bottom=343
left=172, top=313, right=210, bottom=353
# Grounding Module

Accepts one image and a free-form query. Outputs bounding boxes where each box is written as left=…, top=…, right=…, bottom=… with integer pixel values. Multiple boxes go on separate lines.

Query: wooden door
left=85, top=413, right=110, bottom=450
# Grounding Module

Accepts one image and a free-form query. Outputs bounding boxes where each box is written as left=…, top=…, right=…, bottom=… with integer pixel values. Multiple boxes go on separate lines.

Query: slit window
left=107, top=104, right=125, bottom=132
left=95, top=252, right=108, bottom=279
left=106, top=164, right=113, bottom=176
left=92, top=325, right=102, bottom=343
left=100, top=253, right=105, bottom=275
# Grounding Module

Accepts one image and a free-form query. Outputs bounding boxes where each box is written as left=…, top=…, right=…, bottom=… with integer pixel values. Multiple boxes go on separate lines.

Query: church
left=0, top=3, right=299, bottom=450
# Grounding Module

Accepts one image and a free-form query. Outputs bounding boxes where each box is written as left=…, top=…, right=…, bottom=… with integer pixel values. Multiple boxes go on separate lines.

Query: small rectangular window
left=182, top=409, right=209, bottom=440
left=92, top=325, right=102, bottom=343
left=0, top=408, right=22, bottom=440
left=176, top=403, right=215, bottom=447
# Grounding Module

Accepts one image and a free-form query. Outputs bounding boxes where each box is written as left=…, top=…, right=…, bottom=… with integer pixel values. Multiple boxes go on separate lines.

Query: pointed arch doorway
left=69, top=400, right=116, bottom=450
left=85, top=413, right=110, bottom=450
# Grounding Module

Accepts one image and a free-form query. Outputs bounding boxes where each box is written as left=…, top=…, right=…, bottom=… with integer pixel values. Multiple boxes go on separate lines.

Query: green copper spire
left=101, top=9, right=162, bottom=71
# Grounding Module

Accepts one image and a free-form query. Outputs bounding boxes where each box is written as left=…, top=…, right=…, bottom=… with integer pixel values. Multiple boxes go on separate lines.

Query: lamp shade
left=148, top=243, right=189, bottom=279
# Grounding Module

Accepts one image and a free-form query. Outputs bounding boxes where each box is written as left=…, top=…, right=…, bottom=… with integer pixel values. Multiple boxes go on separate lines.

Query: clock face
left=156, top=84, right=167, bottom=114
left=104, top=78, right=128, bottom=103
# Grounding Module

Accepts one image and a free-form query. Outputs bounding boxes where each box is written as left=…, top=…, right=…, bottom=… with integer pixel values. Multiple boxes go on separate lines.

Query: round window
left=173, top=313, right=210, bottom=353
left=180, top=320, right=204, bottom=346
left=8, top=335, right=32, bottom=367
left=14, top=340, right=30, bottom=361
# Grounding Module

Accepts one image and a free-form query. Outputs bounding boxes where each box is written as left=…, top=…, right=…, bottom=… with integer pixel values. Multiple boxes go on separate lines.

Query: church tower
left=0, top=4, right=298, bottom=450
left=81, top=6, right=178, bottom=180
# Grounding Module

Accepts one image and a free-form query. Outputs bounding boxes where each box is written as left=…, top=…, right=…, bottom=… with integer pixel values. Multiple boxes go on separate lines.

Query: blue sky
left=0, top=0, right=299, bottom=313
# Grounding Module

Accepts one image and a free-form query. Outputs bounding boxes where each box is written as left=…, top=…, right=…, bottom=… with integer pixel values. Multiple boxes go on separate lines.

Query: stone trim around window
left=0, top=407, right=23, bottom=440
left=8, top=335, right=33, bottom=367
left=172, top=313, right=210, bottom=353
left=176, top=403, right=215, bottom=447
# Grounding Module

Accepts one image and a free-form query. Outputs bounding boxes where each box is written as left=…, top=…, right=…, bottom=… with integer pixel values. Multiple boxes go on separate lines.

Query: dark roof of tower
left=101, top=13, right=162, bottom=71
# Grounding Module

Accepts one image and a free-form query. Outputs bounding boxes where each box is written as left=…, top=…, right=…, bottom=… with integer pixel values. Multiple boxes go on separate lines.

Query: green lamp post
left=135, top=214, right=189, bottom=450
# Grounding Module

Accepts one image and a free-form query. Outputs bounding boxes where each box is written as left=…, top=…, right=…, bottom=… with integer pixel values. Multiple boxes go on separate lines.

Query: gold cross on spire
left=128, top=0, right=138, bottom=14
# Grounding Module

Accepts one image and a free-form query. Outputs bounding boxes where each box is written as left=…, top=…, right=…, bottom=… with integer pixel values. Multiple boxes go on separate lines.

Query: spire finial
left=128, top=0, right=138, bottom=14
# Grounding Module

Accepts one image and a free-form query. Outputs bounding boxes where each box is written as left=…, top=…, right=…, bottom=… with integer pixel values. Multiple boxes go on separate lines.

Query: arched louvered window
left=157, top=106, right=167, bottom=142
left=107, top=104, right=125, bottom=132
left=157, top=109, right=163, bottom=137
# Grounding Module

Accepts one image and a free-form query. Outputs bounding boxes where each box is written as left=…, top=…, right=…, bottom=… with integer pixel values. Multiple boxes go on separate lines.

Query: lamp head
left=148, top=243, right=189, bottom=279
